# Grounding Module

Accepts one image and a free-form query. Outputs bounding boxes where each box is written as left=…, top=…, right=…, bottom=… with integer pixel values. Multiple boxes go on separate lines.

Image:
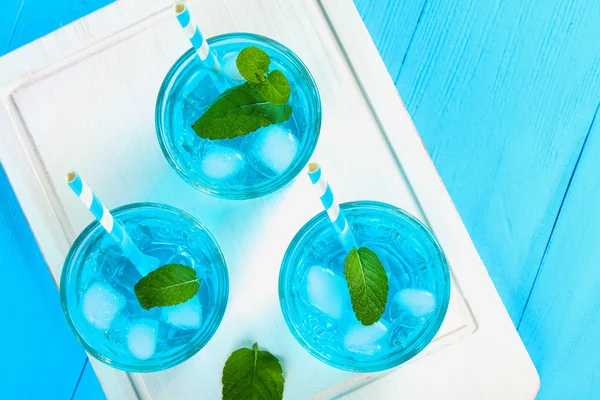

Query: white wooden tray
left=0, top=0, right=539, bottom=398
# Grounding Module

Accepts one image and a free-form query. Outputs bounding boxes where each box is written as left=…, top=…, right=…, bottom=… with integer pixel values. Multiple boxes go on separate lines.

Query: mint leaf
left=222, top=343, right=284, bottom=400
left=236, top=46, right=270, bottom=83
left=344, top=247, right=389, bottom=326
left=134, top=264, right=201, bottom=310
left=236, top=46, right=289, bottom=104
left=193, top=45, right=293, bottom=140
left=192, top=83, right=292, bottom=140
left=253, top=70, right=290, bottom=105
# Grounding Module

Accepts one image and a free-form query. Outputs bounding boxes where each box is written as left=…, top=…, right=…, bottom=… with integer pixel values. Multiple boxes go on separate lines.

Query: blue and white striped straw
left=174, top=2, right=221, bottom=73
left=307, top=162, right=357, bottom=251
left=66, top=172, right=159, bottom=276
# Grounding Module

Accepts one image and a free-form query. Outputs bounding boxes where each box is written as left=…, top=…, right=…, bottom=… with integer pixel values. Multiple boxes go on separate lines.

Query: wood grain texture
left=0, top=166, right=88, bottom=399
left=353, top=0, right=426, bottom=80
left=73, top=360, right=107, bottom=400
left=392, top=0, right=600, bottom=322
left=0, top=0, right=113, bottom=56
left=2, top=0, right=599, bottom=398
left=518, top=105, right=600, bottom=399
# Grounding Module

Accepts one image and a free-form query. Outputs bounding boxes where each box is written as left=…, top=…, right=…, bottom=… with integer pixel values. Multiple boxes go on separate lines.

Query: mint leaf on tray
left=344, top=247, right=389, bottom=326
left=222, top=343, right=284, bottom=400
left=192, top=83, right=292, bottom=140
left=134, top=263, right=201, bottom=310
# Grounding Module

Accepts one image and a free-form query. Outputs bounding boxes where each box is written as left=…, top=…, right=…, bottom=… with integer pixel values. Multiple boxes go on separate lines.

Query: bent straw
left=174, top=2, right=229, bottom=92
left=66, top=172, right=159, bottom=276
left=307, top=162, right=357, bottom=252
left=174, top=2, right=220, bottom=72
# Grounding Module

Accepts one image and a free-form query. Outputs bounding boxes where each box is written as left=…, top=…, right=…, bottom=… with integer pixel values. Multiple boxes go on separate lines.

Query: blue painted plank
left=0, top=166, right=88, bottom=398
left=395, top=0, right=600, bottom=322
left=72, top=361, right=107, bottom=400
left=2, top=1, right=598, bottom=399
left=354, top=0, right=427, bottom=80
left=0, top=0, right=114, bottom=56
left=518, top=105, right=600, bottom=399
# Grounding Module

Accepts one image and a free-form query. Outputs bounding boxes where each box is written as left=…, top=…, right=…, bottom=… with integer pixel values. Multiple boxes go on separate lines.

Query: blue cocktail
left=61, top=203, right=228, bottom=372
left=156, top=33, right=321, bottom=199
left=279, top=201, right=450, bottom=372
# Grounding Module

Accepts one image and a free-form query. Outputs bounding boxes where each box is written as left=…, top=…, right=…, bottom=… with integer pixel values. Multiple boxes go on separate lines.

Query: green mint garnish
left=222, top=343, right=284, bottom=400
left=236, top=46, right=270, bottom=83
left=192, top=83, right=292, bottom=140
left=253, top=70, right=290, bottom=105
left=134, top=263, right=201, bottom=310
left=192, top=46, right=292, bottom=140
left=344, top=247, right=389, bottom=326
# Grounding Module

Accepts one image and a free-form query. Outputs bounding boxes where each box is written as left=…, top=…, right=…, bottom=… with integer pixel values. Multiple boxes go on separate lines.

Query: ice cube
left=182, top=82, right=213, bottom=126
left=82, top=283, right=125, bottom=330
left=127, top=321, right=158, bottom=360
left=246, top=126, right=298, bottom=174
left=81, top=248, right=125, bottom=290
left=306, top=266, right=349, bottom=320
left=167, top=251, right=196, bottom=270
left=200, top=143, right=245, bottom=180
left=179, top=130, right=205, bottom=159
left=182, top=97, right=203, bottom=127
left=344, top=321, right=388, bottom=355
left=395, top=289, right=436, bottom=318
left=221, top=52, right=244, bottom=82
left=161, top=296, right=203, bottom=330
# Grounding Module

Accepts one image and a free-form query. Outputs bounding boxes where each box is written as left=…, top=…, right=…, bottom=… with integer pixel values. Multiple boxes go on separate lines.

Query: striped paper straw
left=307, top=162, right=357, bottom=252
left=66, top=172, right=159, bottom=276
left=174, top=2, right=221, bottom=73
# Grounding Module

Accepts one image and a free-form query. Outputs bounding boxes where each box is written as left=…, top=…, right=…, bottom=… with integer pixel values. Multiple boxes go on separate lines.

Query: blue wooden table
left=1, top=1, right=599, bottom=398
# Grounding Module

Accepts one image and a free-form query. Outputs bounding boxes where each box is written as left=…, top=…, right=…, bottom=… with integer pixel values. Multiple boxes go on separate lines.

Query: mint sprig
left=222, top=343, right=284, bottom=400
left=344, top=247, right=389, bottom=325
left=254, top=70, right=290, bottom=105
left=192, top=83, right=291, bottom=140
left=192, top=46, right=292, bottom=140
left=236, top=46, right=270, bottom=83
left=134, top=264, right=201, bottom=310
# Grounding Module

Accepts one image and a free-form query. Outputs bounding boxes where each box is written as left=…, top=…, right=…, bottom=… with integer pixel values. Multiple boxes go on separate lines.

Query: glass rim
left=279, top=200, right=451, bottom=372
left=155, top=32, right=322, bottom=200
left=60, top=202, right=229, bottom=372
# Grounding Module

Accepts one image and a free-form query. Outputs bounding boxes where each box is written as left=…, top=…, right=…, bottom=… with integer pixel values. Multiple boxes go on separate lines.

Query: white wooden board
left=0, top=0, right=539, bottom=398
